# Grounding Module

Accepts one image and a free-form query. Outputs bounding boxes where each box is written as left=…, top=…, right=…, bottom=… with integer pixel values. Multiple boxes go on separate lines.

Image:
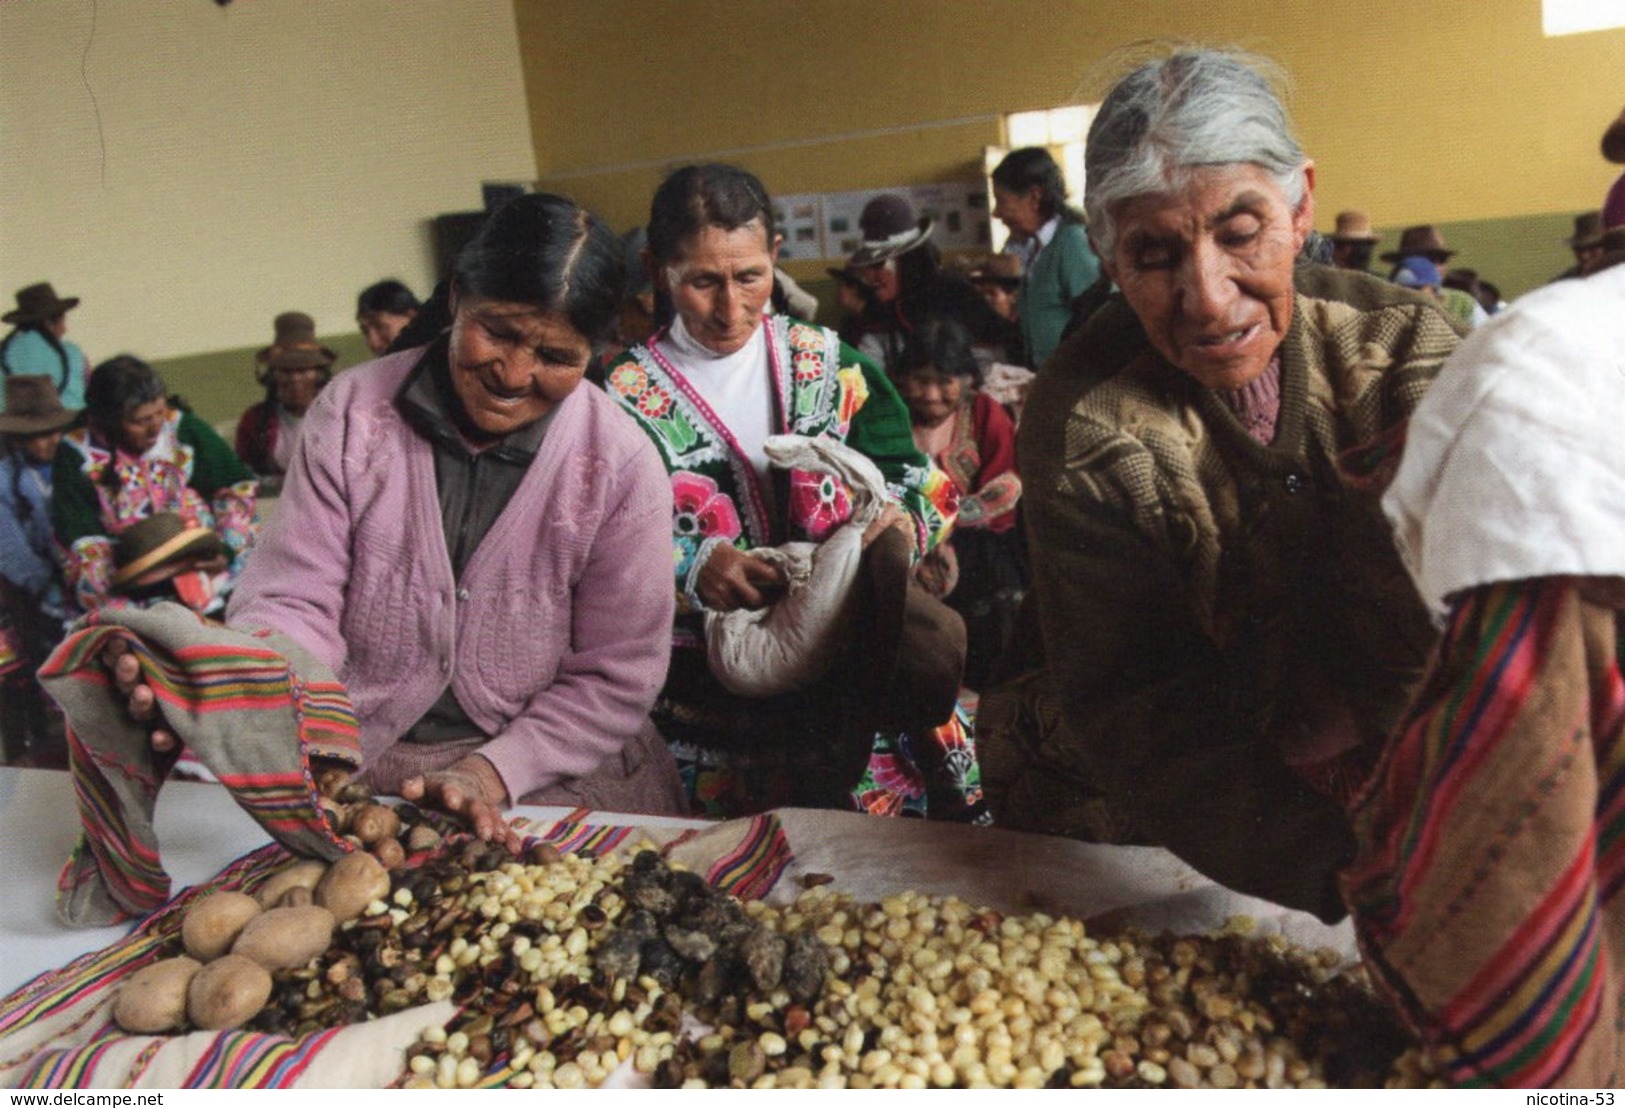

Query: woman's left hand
left=400, top=755, right=521, bottom=852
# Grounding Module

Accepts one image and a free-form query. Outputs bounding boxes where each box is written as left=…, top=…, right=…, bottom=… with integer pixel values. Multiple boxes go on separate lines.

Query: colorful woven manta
left=1344, top=580, right=1625, bottom=1087
left=37, top=602, right=361, bottom=928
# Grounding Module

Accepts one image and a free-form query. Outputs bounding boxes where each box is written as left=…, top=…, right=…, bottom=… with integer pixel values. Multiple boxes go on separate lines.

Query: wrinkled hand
left=862, top=505, right=913, bottom=549
left=104, top=638, right=178, bottom=754
left=399, top=755, right=521, bottom=851
left=697, top=543, right=787, bottom=613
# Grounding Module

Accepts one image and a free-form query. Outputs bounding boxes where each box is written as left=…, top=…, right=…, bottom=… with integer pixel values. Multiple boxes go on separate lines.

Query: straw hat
left=111, top=513, right=222, bottom=589
left=1327, top=210, right=1379, bottom=243
left=0, top=376, right=78, bottom=436
left=3, top=283, right=80, bottom=326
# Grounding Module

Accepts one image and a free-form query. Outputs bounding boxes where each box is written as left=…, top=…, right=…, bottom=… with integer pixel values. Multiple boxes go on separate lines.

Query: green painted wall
left=1391, top=211, right=1589, bottom=300
left=148, top=332, right=373, bottom=431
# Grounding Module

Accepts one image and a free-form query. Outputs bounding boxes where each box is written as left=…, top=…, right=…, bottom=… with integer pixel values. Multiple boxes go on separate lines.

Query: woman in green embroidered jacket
left=53, top=355, right=256, bottom=617
left=603, top=163, right=983, bottom=822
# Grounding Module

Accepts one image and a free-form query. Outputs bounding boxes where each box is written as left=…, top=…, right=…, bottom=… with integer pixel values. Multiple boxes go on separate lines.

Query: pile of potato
left=113, top=850, right=391, bottom=1034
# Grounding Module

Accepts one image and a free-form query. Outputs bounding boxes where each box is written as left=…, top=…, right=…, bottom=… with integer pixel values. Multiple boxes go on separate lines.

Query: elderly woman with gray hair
left=980, top=49, right=1461, bottom=923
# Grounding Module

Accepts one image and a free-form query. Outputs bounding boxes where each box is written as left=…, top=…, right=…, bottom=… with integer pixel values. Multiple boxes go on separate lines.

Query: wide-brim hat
left=3, top=282, right=80, bottom=326
left=848, top=193, right=935, bottom=268
left=254, top=311, right=337, bottom=374
left=968, top=253, right=1024, bottom=289
left=850, top=526, right=966, bottom=738
left=1327, top=209, right=1380, bottom=243
left=111, top=512, right=222, bottom=589
left=1566, top=210, right=1605, bottom=248
left=1604, top=105, right=1625, bottom=165
left=0, top=375, right=79, bottom=435
left=1380, top=224, right=1455, bottom=263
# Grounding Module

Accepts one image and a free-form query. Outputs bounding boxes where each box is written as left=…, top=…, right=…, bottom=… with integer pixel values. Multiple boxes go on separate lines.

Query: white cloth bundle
left=1383, top=264, right=1625, bottom=616
left=705, top=434, right=890, bottom=697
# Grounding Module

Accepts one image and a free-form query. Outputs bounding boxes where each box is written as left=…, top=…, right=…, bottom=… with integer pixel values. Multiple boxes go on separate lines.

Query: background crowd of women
left=0, top=142, right=1082, bottom=782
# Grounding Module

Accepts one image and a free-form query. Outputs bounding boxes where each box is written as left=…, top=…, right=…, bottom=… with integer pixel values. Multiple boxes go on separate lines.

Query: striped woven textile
left=0, top=814, right=809, bottom=1089
left=706, top=814, right=791, bottom=901
left=1343, top=579, right=1625, bottom=1087
left=36, top=603, right=360, bottom=928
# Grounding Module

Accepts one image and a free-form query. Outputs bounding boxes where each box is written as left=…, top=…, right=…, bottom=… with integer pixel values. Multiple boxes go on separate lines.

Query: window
left=1543, top=0, right=1625, bottom=36
left=987, top=105, right=1095, bottom=252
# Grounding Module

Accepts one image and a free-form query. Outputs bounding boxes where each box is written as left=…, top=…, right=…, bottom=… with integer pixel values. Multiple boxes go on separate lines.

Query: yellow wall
left=516, top=0, right=1623, bottom=291
left=4, top=0, right=1617, bottom=384
left=0, top=0, right=536, bottom=363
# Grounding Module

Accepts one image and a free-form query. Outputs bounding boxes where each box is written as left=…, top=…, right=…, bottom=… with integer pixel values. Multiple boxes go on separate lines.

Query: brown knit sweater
left=983, top=266, right=1462, bottom=922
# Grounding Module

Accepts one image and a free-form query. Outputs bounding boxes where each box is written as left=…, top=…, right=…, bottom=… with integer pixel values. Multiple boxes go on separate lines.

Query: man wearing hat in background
left=234, top=311, right=335, bottom=498
left=968, top=254, right=1023, bottom=326
left=1382, top=224, right=1486, bottom=328
left=0, top=282, right=90, bottom=413
left=0, top=376, right=78, bottom=767
left=1325, top=209, right=1380, bottom=273
left=1554, top=211, right=1607, bottom=282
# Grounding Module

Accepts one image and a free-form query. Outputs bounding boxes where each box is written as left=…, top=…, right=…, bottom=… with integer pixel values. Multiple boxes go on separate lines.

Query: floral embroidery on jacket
left=670, top=471, right=744, bottom=578
left=608, top=316, right=954, bottom=637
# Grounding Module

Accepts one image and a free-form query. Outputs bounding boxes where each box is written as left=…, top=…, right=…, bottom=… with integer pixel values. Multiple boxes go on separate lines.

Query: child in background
left=893, top=318, right=1027, bottom=692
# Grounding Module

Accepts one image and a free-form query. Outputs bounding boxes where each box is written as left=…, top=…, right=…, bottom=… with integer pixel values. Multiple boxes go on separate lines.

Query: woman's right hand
left=104, top=638, right=179, bottom=754
left=697, top=543, right=787, bottom=612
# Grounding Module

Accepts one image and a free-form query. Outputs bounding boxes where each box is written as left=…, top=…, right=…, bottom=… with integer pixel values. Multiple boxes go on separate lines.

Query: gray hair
left=1084, top=49, right=1308, bottom=256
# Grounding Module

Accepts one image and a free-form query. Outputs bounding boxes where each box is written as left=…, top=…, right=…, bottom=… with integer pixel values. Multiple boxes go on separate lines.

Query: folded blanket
left=37, top=602, right=360, bottom=928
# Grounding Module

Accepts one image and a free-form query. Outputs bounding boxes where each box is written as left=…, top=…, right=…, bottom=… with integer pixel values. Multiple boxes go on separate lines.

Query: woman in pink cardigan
left=114, top=194, right=683, bottom=841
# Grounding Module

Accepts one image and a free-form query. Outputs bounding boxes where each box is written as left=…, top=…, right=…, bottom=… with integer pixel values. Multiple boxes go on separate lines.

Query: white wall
left=0, top=0, right=537, bottom=360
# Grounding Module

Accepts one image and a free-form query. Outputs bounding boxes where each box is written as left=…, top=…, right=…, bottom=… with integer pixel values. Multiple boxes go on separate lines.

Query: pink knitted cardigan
left=227, top=349, right=675, bottom=801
